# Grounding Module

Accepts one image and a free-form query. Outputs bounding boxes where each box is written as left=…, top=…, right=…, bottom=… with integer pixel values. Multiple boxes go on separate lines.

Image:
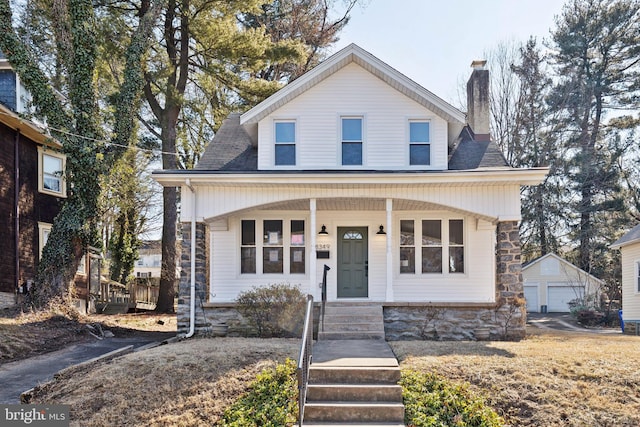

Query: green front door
left=337, top=227, right=368, bottom=298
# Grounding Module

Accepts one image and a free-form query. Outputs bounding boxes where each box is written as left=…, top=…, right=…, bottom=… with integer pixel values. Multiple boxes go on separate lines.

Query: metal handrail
left=297, top=294, right=314, bottom=426
left=321, top=264, right=330, bottom=332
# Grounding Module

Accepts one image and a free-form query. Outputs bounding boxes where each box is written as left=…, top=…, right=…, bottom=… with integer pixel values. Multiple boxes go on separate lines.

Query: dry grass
left=30, top=338, right=299, bottom=427
left=391, top=328, right=640, bottom=427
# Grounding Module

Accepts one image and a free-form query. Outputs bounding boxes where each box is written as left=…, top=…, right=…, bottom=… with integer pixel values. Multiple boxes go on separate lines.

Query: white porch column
left=310, top=199, right=318, bottom=299
left=386, top=198, right=394, bottom=301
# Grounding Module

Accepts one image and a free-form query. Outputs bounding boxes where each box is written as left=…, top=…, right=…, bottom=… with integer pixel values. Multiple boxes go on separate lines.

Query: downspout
left=14, top=131, right=20, bottom=293
left=184, top=179, right=196, bottom=338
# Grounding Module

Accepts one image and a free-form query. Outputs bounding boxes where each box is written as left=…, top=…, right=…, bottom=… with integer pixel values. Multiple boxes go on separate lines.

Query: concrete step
left=318, top=331, right=386, bottom=340
left=322, top=315, right=384, bottom=324
left=323, top=305, right=383, bottom=316
left=307, top=384, right=403, bottom=402
left=309, top=366, right=401, bottom=385
left=303, top=402, right=405, bottom=424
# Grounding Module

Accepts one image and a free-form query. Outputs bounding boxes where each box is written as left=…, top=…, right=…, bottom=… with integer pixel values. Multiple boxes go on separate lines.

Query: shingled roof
left=194, top=113, right=257, bottom=171
left=448, top=127, right=509, bottom=170
left=611, top=223, right=640, bottom=249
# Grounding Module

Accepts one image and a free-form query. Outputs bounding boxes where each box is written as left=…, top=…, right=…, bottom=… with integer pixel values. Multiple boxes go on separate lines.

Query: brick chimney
left=466, top=60, right=490, bottom=141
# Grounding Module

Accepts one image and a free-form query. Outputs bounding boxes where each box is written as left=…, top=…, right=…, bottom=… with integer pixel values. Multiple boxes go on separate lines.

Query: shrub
left=220, top=359, right=298, bottom=426
left=401, top=370, right=503, bottom=427
left=574, top=309, right=606, bottom=327
left=236, top=283, right=306, bottom=337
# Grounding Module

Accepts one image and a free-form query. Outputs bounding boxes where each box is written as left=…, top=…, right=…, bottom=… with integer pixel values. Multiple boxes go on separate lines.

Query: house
left=153, top=44, right=548, bottom=339
left=611, top=224, right=640, bottom=335
left=0, top=56, right=96, bottom=313
left=134, top=240, right=162, bottom=283
left=522, top=253, right=603, bottom=313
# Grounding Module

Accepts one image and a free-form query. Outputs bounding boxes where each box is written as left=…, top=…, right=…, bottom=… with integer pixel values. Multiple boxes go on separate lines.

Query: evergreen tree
left=548, top=0, right=640, bottom=275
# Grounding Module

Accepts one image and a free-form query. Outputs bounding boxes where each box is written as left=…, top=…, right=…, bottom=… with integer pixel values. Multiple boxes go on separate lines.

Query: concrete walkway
left=312, top=339, right=399, bottom=368
left=0, top=332, right=175, bottom=404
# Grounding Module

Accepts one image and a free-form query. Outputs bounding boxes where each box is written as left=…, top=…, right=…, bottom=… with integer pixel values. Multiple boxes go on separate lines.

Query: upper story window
left=341, top=117, right=362, bottom=166
left=38, top=147, right=67, bottom=197
left=275, top=121, right=296, bottom=166
left=409, top=121, right=430, bottom=166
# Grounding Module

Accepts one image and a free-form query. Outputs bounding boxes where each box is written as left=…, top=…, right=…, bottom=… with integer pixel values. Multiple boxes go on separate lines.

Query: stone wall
left=177, top=222, right=210, bottom=336
left=495, top=220, right=526, bottom=339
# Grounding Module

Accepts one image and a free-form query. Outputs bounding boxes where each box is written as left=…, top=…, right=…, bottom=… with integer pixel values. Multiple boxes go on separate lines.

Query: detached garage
left=522, top=253, right=602, bottom=313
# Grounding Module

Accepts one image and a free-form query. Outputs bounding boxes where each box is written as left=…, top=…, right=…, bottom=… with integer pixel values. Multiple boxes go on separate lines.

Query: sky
left=330, top=0, right=566, bottom=104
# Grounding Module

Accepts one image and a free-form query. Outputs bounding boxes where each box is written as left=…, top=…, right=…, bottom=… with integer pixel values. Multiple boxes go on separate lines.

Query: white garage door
left=548, top=286, right=584, bottom=312
left=524, top=285, right=539, bottom=313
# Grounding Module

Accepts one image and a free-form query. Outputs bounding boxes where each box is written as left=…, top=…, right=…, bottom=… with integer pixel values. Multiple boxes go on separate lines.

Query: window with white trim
left=409, top=121, right=430, bottom=166
left=263, top=220, right=284, bottom=273
left=400, top=220, right=415, bottom=274
left=241, top=220, right=256, bottom=274
left=341, top=117, right=362, bottom=165
left=241, top=219, right=306, bottom=275
left=38, top=147, right=66, bottom=197
left=290, top=220, right=305, bottom=274
left=275, top=121, right=296, bottom=166
left=449, top=219, right=464, bottom=273
left=422, top=220, right=442, bottom=273
left=38, top=222, right=52, bottom=259
left=399, top=219, right=465, bottom=275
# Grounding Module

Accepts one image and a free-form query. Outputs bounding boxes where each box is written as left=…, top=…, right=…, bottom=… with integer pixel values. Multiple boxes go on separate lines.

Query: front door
left=337, top=227, right=368, bottom=298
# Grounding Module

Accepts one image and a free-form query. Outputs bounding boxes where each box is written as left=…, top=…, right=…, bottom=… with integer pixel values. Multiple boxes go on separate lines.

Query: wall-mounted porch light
left=318, top=224, right=329, bottom=235
left=376, top=225, right=386, bottom=235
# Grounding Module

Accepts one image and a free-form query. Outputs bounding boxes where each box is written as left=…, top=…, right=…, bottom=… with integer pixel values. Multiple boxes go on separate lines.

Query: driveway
left=526, top=312, right=621, bottom=334
left=0, top=331, right=175, bottom=404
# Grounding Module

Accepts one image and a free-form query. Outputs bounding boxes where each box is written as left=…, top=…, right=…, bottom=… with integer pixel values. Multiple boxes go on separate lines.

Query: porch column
left=496, top=220, right=525, bottom=339
left=178, top=221, right=209, bottom=336
left=310, top=199, right=317, bottom=299
left=386, top=198, right=394, bottom=301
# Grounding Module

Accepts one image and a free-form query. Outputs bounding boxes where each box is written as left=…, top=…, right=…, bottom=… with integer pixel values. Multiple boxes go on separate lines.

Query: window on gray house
left=275, top=121, right=296, bottom=165
left=241, top=220, right=256, bottom=274
left=342, top=117, right=362, bottom=165
left=409, top=121, right=430, bottom=165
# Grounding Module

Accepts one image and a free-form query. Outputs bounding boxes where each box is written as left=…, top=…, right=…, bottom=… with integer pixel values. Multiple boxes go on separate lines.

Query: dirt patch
left=0, top=308, right=176, bottom=365
left=29, top=338, right=299, bottom=427
left=391, top=328, right=640, bottom=426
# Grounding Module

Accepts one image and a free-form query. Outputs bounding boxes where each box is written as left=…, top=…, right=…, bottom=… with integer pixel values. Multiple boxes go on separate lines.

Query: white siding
left=620, top=243, right=640, bottom=320
left=257, top=63, right=449, bottom=171
left=209, top=210, right=496, bottom=304
left=184, top=184, right=522, bottom=224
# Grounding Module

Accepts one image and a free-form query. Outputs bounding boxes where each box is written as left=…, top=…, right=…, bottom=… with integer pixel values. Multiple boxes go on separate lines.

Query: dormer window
left=341, top=117, right=363, bottom=165
left=275, top=121, right=296, bottom=166
left=409, top=121, right=430, bottom=165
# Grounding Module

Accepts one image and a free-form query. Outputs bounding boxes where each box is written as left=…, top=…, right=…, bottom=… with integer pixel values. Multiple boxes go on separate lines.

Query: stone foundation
left=623, top=321, right=639, bottom=336
left=177, top=222, right=210, bottom=335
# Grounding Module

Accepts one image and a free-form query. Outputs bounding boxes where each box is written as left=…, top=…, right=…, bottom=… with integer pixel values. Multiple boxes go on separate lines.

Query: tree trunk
left=156, top=186, right=177, bottom=313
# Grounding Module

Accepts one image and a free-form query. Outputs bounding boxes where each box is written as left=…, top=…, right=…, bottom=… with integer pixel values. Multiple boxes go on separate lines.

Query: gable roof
left=240, top=43, right=465, bottom=140
left=611, top=223, right=640, bottom=249
left=522, top=253, right=604, bottom=284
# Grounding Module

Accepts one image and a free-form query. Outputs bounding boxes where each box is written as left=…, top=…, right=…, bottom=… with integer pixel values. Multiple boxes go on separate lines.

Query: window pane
left=449, top=220, right=464, bottom=245
left=263, top=220, right=283, bottom=245
left=275, top=122, right=295, bottom=143
left=400, top=220, right=414, bottom=245
left=263, top=248, right=283, bottom=273
left=241, top=220, right=255, bottom=245
left=241, top=247, right=256, bottom=274
left=422, top=247, right=443, bottom=273
left=291, top=220, right=305, bottom=245
left=449, top=247, right=464, bottom=273
left=275, top=144, right=295, bottom=165
left=410, top=122, right=430, bottom=142
left=422, top=220, right=441, bottom=245
left=342, top=118, right=362, bottom=141
left=410, top=144, right=430, bottom=165
left=400, top=247, right=415, bottom=274
left=43, top=175, right=61, bottom=192
left=290, top=248, right=305, bottom=274
left=43, top=154, right=62, bottom=174
left=342, top=142, right=362, bottom=165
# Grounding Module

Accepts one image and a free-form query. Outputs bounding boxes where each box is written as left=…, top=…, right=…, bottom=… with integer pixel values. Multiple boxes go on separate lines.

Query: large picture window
left=409, top=121, right=430, bottom=166
left=399, top=218, right=464, bottom=275
left=275, top=121, right=296, bottom=165
left=240, top=219, right=306, bottom=275
left=38, top=147, right=66, bottom=197
left=341, top=117, right=362, bottom=165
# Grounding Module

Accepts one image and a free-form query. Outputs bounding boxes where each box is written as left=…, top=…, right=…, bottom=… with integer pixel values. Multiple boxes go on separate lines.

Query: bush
left=220, top=359, right=298, bottom=426
left=401, top=370, right=503, bottom=427
left=236, top=283, right=307, bottom=337
left=574, top=309, right=605, bottom=327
